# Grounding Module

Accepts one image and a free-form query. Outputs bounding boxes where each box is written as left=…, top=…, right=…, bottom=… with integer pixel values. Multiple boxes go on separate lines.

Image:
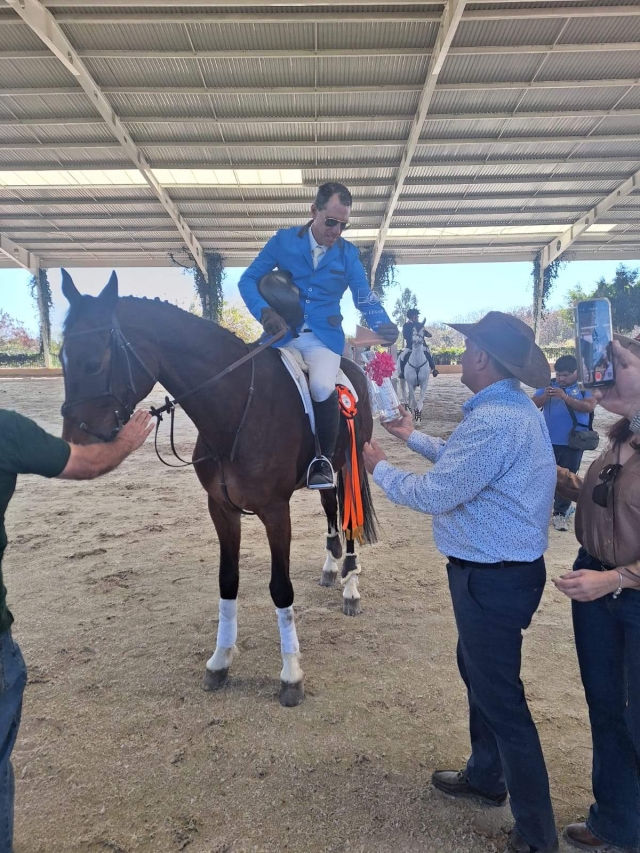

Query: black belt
left=448, top=556, right=543, bottom=570
left=302, top=328, right=313, bottom=333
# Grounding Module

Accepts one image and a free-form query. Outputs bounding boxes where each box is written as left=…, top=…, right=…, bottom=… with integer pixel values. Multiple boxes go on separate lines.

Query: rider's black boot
left=307, top=391, right=340, bottom=490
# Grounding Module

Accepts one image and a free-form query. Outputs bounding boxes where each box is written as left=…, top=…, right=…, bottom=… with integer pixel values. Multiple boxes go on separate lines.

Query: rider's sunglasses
left=323, top=216, right=350, bottom=232
left=592, top=463, right=622, bottom=508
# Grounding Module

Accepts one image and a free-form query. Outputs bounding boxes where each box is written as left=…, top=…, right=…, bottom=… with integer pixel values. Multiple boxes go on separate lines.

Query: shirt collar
left=309, top=228, right=325, bottom=255
left=462, top=378, right=521, bottom=414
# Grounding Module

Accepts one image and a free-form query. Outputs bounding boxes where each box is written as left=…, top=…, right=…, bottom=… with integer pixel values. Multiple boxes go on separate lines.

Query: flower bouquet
left=362, top=350, right=400, bottom=423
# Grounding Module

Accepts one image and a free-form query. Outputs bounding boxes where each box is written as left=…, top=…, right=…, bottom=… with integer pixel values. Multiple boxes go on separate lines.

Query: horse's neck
left=409, top=342, right=424, bottom=365
left=119, top=299, right=247, bottom=425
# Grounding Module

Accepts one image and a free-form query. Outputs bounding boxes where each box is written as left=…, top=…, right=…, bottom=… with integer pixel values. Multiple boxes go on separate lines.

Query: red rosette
left=364, top=350, right=396, bottom=386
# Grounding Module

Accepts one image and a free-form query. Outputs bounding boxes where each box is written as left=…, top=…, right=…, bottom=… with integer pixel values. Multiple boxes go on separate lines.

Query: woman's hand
left=553, top=569, right=619, bottom=602
left=594, top=340, right=640, bottom=419
left=381, top=404, right=414, bottom=443
left=363, top=439, right=388, bottom=474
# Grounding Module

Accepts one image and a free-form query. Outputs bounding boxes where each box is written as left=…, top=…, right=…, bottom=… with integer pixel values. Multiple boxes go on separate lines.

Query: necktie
left=312, top=245, right=324, bottom=270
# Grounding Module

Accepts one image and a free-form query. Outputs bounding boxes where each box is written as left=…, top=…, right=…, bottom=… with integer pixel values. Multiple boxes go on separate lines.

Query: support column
left=34, top=269, right=52, bottom=368
left=533, top=261, right=545, bottom=345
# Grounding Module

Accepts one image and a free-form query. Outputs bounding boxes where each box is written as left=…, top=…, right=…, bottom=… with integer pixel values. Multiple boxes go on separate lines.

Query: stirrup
left=306, top=455, right=336, bottom=490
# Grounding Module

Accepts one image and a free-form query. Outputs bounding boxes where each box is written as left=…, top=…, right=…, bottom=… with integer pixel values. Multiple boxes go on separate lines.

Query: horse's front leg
left=341, top=539, right=362, bottom=616
left=203, top=497, right=241, bottom=691
left=319, top=488, right=342, bottom=587
left=407, top=380, right=418, bottom=419
left=261, top=502, right=304, bottom=707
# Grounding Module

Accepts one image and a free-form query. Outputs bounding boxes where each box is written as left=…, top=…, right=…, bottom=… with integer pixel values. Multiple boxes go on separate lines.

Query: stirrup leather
left=306, top=455, right=336, bottom=490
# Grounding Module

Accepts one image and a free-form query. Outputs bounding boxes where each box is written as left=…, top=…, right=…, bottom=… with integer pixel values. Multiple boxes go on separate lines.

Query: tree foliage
left=392, top=287, right=418, bottom=326
left=0, top=310, right=40, bottom=352
left=187, top=299, right=261, bottom=343
left=169, top=250, right=226, bottom=322
left=559, top=264, right=640, bottom=333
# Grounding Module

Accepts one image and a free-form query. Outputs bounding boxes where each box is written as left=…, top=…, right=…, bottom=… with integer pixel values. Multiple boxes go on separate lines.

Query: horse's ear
left=61, top=268, right=81, bottom=305
left=99, top=271, right=118, bottom=307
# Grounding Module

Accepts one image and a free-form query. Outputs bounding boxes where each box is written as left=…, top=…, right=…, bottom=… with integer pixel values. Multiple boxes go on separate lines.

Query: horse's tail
left=336, top=400, right=378, bottom=546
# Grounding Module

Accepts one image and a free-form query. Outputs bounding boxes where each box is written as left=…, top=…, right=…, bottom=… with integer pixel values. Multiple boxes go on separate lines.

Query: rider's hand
left=593, top=340, right=640, bottom=419
left=115, top=410, right=154, bottom=453
left=377, top=322, right=399, bottom=345
left=260, top=307, right=288, bottom=337
left=432, top=368, right=439, bottom=378
left=381, top=404, right=414, bottom=443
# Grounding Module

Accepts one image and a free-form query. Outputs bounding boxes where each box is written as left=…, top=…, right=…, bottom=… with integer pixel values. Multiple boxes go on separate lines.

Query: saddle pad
left=279, top=346, right=358, bottom=435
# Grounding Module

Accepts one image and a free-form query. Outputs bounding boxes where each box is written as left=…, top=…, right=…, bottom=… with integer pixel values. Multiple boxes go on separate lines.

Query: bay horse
left=59, top=271, right=377, bottom=707
left=397, top=325, right=433, bottom=423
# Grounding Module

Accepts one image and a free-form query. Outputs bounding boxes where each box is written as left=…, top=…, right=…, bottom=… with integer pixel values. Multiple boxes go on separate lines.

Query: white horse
left=397, top=326, right=437, bottom=422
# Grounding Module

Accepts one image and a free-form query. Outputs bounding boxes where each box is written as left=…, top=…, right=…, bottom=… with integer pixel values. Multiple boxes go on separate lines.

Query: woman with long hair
left=554, top=334, right=640, bottom=852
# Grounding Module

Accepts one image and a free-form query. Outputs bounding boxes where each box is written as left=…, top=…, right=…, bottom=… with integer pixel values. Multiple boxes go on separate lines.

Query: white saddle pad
left=279, top=346, right=358, bottom=435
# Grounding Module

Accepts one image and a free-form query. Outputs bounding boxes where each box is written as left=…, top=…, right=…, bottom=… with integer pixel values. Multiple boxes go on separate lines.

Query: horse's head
left=411, top=324, right=426, bottom=348
left=60, top=270, right=158, bottom=444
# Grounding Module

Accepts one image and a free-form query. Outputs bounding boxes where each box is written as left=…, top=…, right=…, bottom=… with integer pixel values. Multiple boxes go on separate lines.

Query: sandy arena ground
left=1, top=374, right=615, bottom=853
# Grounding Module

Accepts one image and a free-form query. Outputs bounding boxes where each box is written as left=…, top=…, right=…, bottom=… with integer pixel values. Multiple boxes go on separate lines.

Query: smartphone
left=575, top=298, right=615, bottom=388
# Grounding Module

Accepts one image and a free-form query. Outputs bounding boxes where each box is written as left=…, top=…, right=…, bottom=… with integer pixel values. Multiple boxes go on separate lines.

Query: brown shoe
left=563, top=824, right=609, bottom=851
left=504, top=829, right=559, bottom=853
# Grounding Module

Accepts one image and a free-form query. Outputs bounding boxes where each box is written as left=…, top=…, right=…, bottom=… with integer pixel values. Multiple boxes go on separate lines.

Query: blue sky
left=0, top=258, right=637, bottom=339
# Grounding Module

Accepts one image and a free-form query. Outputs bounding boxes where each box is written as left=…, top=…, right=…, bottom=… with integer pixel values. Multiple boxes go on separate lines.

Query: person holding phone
left=534, top=356, right=596, bottom=531
left=554, top=334, right=640, bottom=852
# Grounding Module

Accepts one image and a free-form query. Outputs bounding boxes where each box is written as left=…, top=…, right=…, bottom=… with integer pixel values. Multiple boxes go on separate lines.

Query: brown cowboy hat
left=447, top=311, right=551, bottom=388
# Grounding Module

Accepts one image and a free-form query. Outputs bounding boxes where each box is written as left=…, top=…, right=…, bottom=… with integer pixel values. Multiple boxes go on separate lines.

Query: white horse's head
left=411, top=325, right=426, bottom=348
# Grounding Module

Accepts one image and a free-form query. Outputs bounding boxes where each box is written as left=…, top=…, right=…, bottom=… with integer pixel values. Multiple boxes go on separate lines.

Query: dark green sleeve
left=0, top=410, right=71, bottom=478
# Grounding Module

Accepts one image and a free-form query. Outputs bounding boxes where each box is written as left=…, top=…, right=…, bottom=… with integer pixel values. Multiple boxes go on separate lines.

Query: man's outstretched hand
left=363, top=439, right=387, bottom=474
left=381, top=404, right=414, bottom=442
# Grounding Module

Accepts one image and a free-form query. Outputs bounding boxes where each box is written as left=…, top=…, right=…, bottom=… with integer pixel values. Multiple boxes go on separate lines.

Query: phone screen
left=575, top=298, right=615, bottom=388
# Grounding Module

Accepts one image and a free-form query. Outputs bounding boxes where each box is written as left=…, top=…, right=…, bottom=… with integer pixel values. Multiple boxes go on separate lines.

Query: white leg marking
left=206, top=598, right=238, bottom=672
left=341, top=561, right=362, bottom=603
left=281, top=652, right=304, bottom=685
left=276, top=606, right=303, bottom=685
left=322, top=551, right=339, bottom=577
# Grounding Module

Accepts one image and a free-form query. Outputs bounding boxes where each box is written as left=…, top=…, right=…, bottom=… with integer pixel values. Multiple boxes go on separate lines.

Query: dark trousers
left=552, top=444, right=583, bottom=516
left=572, top=550, right=640, bottom=851
left=0, top=632, right=26, bottom=853
left=447, top=559, right=557, bottom=851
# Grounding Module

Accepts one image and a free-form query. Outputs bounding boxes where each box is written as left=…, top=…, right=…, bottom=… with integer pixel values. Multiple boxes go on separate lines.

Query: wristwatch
left=630, top=410, right=640, bottom=435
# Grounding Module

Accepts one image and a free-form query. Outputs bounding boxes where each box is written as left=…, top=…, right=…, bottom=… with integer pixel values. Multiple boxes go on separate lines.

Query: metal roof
left=0, top=0, right=639, bottom=274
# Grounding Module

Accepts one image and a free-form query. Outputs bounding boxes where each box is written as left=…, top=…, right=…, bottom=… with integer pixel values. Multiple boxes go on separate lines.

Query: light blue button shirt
left=372, top=379, right=556, bottom=563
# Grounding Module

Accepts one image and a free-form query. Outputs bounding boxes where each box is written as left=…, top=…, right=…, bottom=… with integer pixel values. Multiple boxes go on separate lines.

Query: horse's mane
left=63, top=295, right=248, bottom=347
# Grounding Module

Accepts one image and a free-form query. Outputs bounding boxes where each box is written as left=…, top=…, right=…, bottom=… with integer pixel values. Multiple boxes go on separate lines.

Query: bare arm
left=564, top=394, right=596, bottom=414
left=58, top=411, right=153, bottom=481
left=556, top=465, right=583, bottom=502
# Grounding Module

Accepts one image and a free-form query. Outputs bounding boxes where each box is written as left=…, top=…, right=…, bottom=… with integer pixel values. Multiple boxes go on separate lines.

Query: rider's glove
left=377, top=322, right=399, bottom=344
left=260, top=307, right=288, bottom=337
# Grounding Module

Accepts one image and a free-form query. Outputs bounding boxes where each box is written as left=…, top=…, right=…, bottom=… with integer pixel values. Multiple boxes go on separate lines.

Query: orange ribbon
left=336, top=385, right=364, bottom=543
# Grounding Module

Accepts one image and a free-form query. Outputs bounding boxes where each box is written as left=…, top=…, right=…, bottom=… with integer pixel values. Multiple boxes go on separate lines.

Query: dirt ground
left=1, top=374, right=615, bottom=853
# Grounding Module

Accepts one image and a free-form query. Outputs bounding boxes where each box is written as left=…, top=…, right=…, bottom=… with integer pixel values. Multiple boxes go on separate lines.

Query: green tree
left=392, top=287, right=418, bottom=326
left=559, top=283, right=590, bottom=325
left=593, top=264, right=640, bottom=333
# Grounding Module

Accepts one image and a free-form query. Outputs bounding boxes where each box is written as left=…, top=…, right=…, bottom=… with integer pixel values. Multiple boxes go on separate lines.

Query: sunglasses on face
left=592, top=463, right=622, bottom=508
left=323, top=216, right=350, bottom=231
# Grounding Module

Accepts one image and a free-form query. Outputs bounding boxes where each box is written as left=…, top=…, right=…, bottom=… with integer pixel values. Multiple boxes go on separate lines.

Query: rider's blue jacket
left=238, top=224, right=391, bottom=355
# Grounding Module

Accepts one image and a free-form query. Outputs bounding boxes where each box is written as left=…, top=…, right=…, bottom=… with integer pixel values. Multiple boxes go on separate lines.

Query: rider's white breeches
left=288, top=331, right=342, bottom=402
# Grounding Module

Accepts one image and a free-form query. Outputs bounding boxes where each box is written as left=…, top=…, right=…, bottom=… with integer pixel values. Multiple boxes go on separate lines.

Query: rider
left=238, top=181, right=399, bottom=489
left=400, top=309, right=438, bottom=376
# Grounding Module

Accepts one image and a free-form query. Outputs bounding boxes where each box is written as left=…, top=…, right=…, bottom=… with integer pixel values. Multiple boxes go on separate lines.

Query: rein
left=61, top=317, right=286, bottom=514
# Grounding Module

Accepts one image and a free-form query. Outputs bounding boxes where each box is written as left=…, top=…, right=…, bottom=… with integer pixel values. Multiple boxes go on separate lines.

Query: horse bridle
left=60, top=317, right=156, bottom=443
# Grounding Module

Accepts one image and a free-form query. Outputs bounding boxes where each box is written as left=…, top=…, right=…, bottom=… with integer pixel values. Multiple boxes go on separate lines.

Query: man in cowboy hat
left=363, top=312, right=559, bottom=853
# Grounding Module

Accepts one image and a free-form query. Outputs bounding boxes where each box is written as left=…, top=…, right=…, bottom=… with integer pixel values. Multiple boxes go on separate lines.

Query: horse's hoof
left=279, top=680, right=304, bottom=707
left=343, top=597, right=362, bottom=617
left=202, top=667, right=229, bottom=691
left=319, top=571, right=339, bottom=588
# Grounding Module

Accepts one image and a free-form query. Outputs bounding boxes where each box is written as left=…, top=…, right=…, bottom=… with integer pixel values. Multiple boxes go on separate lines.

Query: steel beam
left=541, top=165, right=640, bottom=266
left=6, top=107, right=640, bottom=128
left=2, top=0, right=208, bottom=276
left=1, top=77, right=639, bottom=98
left=5, top=39, right=637, bottom=59
left=0, top=232, right=39, bottom=273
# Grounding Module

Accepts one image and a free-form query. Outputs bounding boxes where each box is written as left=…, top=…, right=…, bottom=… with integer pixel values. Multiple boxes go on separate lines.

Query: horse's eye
left=85, top=361, right=102, bottom=375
